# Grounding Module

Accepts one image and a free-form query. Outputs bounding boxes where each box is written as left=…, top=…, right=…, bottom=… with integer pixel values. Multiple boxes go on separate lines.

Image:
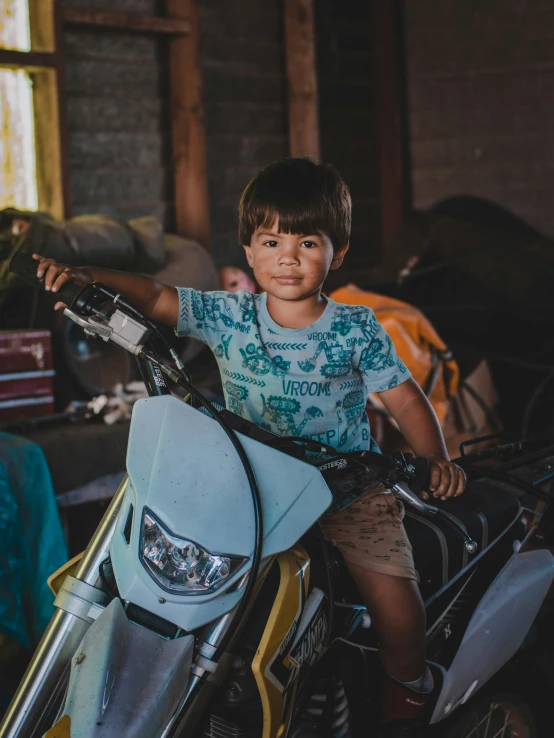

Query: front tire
left=441, top=694, right=535, bottom=738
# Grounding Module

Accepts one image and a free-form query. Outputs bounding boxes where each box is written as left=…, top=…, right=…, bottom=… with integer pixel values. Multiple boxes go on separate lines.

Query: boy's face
left=243, top=221, right=348, bottom=302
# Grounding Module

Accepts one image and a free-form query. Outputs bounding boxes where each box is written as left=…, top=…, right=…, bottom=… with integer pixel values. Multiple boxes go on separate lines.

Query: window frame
left=1, top=0, right=211, bottom=248
left=0, top=0, right=70, bottom=219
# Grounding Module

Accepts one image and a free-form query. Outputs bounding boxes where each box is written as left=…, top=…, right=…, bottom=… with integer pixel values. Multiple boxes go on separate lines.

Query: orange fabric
left=330, top=285, right=459, bottom=425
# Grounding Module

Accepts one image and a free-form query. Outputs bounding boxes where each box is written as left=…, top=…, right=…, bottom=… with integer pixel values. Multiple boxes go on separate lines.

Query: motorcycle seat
left=403, top=479, right=523, bottom=600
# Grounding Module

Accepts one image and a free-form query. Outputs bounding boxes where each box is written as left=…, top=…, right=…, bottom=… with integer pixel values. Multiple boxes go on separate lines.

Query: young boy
left=35, top=158, right=465, bottom=737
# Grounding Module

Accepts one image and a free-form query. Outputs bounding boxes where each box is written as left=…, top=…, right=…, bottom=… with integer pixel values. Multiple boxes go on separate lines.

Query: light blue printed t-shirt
left=175, top=289, right=411, bottom=452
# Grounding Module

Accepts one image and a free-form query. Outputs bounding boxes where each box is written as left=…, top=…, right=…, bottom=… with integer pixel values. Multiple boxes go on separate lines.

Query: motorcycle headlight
left=140, top=509, right=247, bottom=595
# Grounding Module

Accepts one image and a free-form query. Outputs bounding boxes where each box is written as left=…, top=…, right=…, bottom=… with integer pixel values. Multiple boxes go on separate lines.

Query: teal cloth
left=0, top=433, right=68, bottom=648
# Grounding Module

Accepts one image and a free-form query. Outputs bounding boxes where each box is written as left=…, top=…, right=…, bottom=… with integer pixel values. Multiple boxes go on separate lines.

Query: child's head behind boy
left=239, top=158, right=350, bottom=324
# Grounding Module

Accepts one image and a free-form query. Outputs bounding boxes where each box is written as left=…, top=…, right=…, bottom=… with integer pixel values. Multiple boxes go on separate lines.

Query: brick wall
left=405, top=0, right=554, bottom=233
left=201, top=0, right=381, bottom=271
left=316, top=0, right=381, bottom=273
left=199, top=0, right=288, bottom=268
left=62, top=0, right=173, bottom=228
left=60, top=0, right=380, bottom=270
left=62, top=0, right=288, bottom=266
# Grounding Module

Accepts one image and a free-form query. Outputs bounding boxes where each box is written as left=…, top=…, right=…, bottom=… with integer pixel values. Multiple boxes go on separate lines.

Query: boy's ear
left=330, top=243, right=349, bottom=270
left=242, top=243, right=254, bottom=268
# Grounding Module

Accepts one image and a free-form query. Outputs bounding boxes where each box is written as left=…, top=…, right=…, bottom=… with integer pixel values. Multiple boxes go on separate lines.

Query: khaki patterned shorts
left=320, top=484, right=417, bottom=580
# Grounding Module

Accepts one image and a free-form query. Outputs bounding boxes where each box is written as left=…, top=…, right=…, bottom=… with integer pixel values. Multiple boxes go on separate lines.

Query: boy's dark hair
left=239, top=158, right=351, bottom=251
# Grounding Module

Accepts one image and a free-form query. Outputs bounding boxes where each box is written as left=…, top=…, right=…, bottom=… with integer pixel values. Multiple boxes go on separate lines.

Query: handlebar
left=8, top=250, right=158, bottom=359
left=316, top=447, right=431, bottom=492
left=9, top=250, right=85, bottom=308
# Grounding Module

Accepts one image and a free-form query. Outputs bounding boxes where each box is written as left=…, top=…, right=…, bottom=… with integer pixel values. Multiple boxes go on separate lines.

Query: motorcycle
left=2, top=251, right=554, bottom=738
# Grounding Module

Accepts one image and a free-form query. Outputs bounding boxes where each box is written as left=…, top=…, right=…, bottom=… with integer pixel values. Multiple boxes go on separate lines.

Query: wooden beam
left=32, top=69, right=66, bottom=219
left=0, top=49, right=56, bottom=69
left=52, top=0, right=72, bottom=218
left=166, top=0, right=211, bottom=249
left=29, top=0, right=56, bottom=52
left=371, top=0, right=408, bottom=254
left=62, top=8, right=190, bottom=36
left=283, top=0, right=320, bottom=159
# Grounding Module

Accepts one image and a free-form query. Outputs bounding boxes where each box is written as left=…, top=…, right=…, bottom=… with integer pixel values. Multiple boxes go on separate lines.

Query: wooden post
left=52, top=0, right=71, bottom=218
left=371, top=0, right=407, bottom=254
left=166, top=0, right=210, bottom=249
left=25, top=0, right=71, bottom=219
left=283, top=0, right=320, bottom=159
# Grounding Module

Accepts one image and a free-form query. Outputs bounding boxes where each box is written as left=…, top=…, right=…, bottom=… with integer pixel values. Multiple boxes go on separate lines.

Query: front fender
left=47, top=598, right=194, bottom=737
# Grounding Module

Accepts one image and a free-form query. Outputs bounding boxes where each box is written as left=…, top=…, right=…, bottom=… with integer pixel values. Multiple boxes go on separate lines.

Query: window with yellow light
left=0, top=0, right=65, bottom=219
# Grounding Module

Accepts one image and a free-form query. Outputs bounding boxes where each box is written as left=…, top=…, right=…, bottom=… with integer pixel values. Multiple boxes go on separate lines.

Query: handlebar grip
left=412, top=456, right=431, bottom=493
left=8, top=250, right=44, bottom=284
left=8, top=251, right=83, bottom=308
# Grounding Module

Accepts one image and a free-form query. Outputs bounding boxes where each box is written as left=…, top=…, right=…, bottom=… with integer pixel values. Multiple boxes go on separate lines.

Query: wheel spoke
left=482, top=705, right=493, bottom=738
left=460, top=706, right=493, bottom=738
left=490, top=709, right=513, bottom=738
left=459, top=702, right=526, bottom=738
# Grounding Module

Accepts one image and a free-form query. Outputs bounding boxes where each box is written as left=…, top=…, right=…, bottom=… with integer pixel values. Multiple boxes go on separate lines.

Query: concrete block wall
left=199, top=0, right=288, bottom=268
left=201, top=0, right=381, bottom=271
left=316, top=0, right=381, bottom=271
left=61, top=0, right=379, bottom=271
left=62, top=0, right=174, bottom=227
left=405, top=0, right=554, bottom=233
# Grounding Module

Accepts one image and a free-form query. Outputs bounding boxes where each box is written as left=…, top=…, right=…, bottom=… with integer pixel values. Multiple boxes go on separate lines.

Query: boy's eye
left=263, top=240, right=279, bottom=247
left=301, top=240, right=317, bottom=248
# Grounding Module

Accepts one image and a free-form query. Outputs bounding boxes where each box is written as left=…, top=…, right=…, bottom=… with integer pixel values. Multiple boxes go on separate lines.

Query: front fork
left=0, top=476, right=129, bottom=738
left=135, top=354, right=171, bottom=398
left=0, top=354, right=176, bottom=736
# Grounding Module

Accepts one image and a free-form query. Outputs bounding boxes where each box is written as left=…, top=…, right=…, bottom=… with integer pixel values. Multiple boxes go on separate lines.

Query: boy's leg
left=345, top=562, right=426, bottom=683
left=320, top=487, right=433, bottom=732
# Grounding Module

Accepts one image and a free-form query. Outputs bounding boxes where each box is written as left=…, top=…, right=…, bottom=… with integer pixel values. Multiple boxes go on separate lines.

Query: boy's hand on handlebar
left=425, top=459, right=466, bottom=501
left=32, top=254, right=92, bottom=310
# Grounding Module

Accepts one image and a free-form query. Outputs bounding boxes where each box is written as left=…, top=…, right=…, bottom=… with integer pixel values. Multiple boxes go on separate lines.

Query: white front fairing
left=110, top=395, right=332, bottom=631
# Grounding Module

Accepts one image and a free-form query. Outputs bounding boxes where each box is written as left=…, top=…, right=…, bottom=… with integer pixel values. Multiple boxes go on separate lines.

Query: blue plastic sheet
left=0, top=433, right=68, bottom=648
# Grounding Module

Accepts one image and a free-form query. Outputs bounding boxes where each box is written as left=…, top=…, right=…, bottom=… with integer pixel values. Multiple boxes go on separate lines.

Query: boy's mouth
left=274, top=275, right=302, bottom=285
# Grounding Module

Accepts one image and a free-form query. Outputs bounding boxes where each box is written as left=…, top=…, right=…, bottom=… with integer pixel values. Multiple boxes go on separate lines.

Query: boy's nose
left=278, top=245, right=300, bottom=265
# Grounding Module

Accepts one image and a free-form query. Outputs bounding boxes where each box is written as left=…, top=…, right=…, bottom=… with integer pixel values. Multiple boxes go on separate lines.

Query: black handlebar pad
left=9, top=250, right=84, bottom=308
left=356, top=450, right=432, bottom=492
left=412, top=456, right=431, bottom=493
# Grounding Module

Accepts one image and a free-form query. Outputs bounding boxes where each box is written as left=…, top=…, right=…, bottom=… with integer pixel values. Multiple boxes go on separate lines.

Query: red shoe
left=380, top=671, right=433, bottom=737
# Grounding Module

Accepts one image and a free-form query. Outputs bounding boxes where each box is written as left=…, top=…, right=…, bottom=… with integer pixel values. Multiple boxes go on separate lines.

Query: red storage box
left=0, top=396, right=54, bottom=422
left=0, top=330, right=53, bottom=373
left=0, top=330, right=54, bottom=423
left=0, top=370, right=55, bottom=401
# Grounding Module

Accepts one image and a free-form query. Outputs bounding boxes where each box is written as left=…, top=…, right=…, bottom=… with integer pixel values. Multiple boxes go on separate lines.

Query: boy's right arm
left=33, top=254, right=179, bottom=327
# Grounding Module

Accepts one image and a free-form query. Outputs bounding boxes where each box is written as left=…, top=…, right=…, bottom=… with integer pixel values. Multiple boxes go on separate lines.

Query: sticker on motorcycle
left=319, top=458, right=348, bottom=471
left=289, top=606, right=328, bottom=668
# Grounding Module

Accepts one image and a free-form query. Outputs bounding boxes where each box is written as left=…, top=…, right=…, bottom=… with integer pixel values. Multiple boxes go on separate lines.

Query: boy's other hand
left=420, top=459, right=466, bottom=501
left=32, top=253, right=92, bottom=310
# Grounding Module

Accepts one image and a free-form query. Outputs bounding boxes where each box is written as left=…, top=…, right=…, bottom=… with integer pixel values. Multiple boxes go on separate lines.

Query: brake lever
left=393, top=481, right=438, bottom=516
left=393, top=480, right=478, bottom=555
left=64, top=309, right=112, bottom=340
left=63, top=307, right=152, bottom=355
